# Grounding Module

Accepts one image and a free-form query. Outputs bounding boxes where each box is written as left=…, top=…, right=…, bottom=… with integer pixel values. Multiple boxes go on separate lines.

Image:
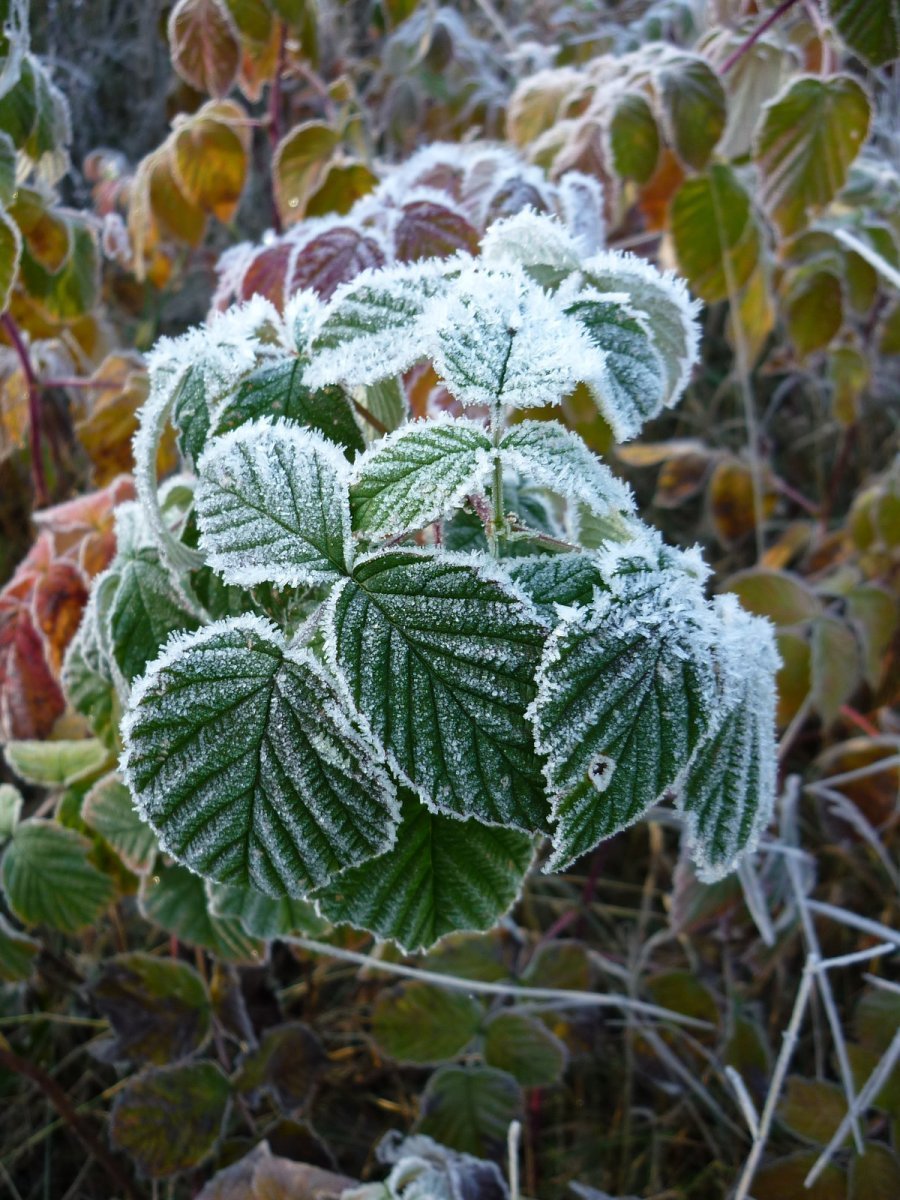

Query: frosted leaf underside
left=121, top=618, right=397, bottom=897
left=313, top=791, right=536, bottom=953
left=677, top=597, right=779, bottom=880
left=196, top=418, right=352, bottom=588
left=534, top=586, right=715, bottom=869
left=326, top=550, right=549, bottom=829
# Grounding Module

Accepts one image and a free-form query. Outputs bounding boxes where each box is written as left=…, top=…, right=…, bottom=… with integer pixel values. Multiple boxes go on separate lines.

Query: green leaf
left=418, top=1064, right=523, bottom=1159
left=778, top=1076, right=848, bottom=1146
left=483, top=1011, right=568, bottom=1086
left=754, top=75, right=871, bottom=237
left=82, top=773, right=158, bottom=875
left=90, top=952, right=211, bottom=1065
left=325, top=549, right=548, bottom=829
left=307, top=262, right=451, bottom=389
left=207, top=880, right=329, bottom=938
left=213, top=358, right=364, bottom=457
left=0, top=915, right=38, bottom=982
left=677, top=596, right=779, bottom=881
left=0, top=131, right=15, bottom=201
left=827, top=0, right=900, bottom=69
left=500, top=420, right=634, bottom=520
left=850, top=1143, right=900, bottom=1200
left=350, top=416, right=492, bottom=539
left=1, top=820, right=113, bottom=932
left=533, top=574, right=715, bottom=870
left=140, top=863, right=264, bottom=964
left=722, top=568, right=821, bottom=626
left=122, top=616, right=397, bottom=896
left=581, top=252, right=699, bottom=413
left=609, top=92, right=659, bottom=184
left=62, top=592, right=121, bottom=751
left=4, top=738, right=110, bottom=787
left=109, top=1060, right=231, bottom=1178
left=196, top=418, right=353, bottom=588
left=670, top=165, right=760, bottom=305
left=235, top=1021, right=327, bottom=1110
left=508, top=554, right=605, bottom=621
left=0, top=201, right=20, bottom=311
left=785, top=269, right=843, bottom=357
left=810, top=616, right=861, bottom=726
left=313, top=791, right=535, bottom=954
left=371, top=983, right=483, bottom=1064
left=656, top=52, right=726, bottom=169
left=108, top=550, right=202, bottom=683
left=171, top=364, right=211, bottom=467
left=0, top=782, right=22, bottom=838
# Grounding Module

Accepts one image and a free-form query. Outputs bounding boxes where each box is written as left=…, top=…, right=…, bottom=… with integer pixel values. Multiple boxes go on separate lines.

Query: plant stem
left=1, top=312, right=48, bottom=507
left=0, top=1038, right=140, bottom=1200
left=350, top=395, right=390, bottom=436
left=718, top=0, right=803, bottom=75
left=268, top=20, right=287, bottom=235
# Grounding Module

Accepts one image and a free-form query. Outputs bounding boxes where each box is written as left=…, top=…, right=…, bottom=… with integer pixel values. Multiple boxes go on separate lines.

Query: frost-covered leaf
left=432, top=266, right=598, bottom=411
left=168, top=0, right=241, bottom=98
left=207, top=880, right=328, bottom=938
left=533, top=571, right=715, bottom=870
left=62, top=579, right=121, bottom=750
left=0, top=915, right=38, bottom=982
left=172, top=365, right=212, bottom=467
left=288, top=225, right=387, bottom=300
left=140, top=863, right=263, bottom=963
left=212, top=358, right=364, bottom=456
left=499, top=421, right=634, bottom=521
left=110, top=1060, right=231, bottom=1178
left=306, top=262, right=450, bottom=389
left=418, top=1065, right=523, bottom=1160
left=677, top=596, right=779, bottom=881
left=4, top=738, right=109, bottom=787
left=313, top=791, right=535, bottom=954
left=196, top=418, right=353, bottom=588
left=0, top=203, right=21, bottom=312
left=122, top=617, right=397, bottom=896
left=90, top=952, right=211, bottom=1065
left=580, top=252, right=700, bottom=415
left=563, top=293, right=667, bottom=440
left=371, top=982, right=483, bottom=1064
left=754, top=75, right=870, bottom=237
left=82, top=773, right=158, bottom=875
left=480, top=210, right=582, bottom=278
left=507, top=555, right=605, bottom=621
left=350, top=416, right=492, bottom=539
left=108, top=549, right=202, bottom=683
left=394, top=199, right=479, bottom=262
left=325, top=550, right=547, bottom=829
left=1, top=820, right=114, bottom=932
left=483, top=1011, right=568, bottom=1086
left=0, top=782, right=22, bottom=838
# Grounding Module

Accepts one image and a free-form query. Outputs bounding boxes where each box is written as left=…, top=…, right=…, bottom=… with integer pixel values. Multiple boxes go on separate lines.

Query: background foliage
left=0, top=1, right=898, bottom=1198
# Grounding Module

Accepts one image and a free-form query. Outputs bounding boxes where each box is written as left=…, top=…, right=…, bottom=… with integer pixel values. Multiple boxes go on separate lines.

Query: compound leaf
left=122, top=616, right=397, bottom=896
left=325, top=550, right=548, bottom=829
left=350, top=416, right=492, bottom=539
left=196, top=418, right=353, bottom=588
left=533, top=575, right=716, bottom=869
left=313, top=791, right=535, bottom=954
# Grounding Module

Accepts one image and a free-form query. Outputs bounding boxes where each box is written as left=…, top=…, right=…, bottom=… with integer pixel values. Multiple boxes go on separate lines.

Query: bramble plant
left=63, top=207, right=780, bottom=953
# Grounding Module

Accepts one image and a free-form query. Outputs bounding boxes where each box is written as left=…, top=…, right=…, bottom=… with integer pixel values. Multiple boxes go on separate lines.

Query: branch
left=718, top=0, right=803, bottom=75
left=1, top=312, right=48, bottom=506
left=0, top=1037, right=140, bottom=1200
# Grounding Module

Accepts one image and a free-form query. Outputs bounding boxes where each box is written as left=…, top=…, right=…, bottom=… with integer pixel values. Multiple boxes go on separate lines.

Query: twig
left=1, top=312, right=48, bottom=506
left=718, top=0, right=803, bottom=75
left=0, top=1038, right=140, bottom=1200
left=507, top=1120, right=521, bottom=1200
left=268, top=20, right=287, bottom=235
left=804, top=900, right=900, bottom=948
left=732, top=955, right=816, bottom=1200
left=282, top=935, right=714, bottom=1028
left=350, top=396, right=390, bottom=436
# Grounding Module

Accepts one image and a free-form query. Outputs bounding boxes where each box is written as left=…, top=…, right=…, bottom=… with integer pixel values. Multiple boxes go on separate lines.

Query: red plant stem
left=718, top=0, right=803, bottom=74
left=0, top=1038, right=141, bottom=1200
left=773, top=476, right=820, bottom=517
left=840, top=705, right=880, bottom=738
left=1, top=312, right=48, bottom=506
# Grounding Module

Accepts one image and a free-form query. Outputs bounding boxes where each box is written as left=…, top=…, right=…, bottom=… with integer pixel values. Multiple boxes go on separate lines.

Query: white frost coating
left=676, top=594, right=781, bottom=882
left=350, top=413, right=493, bottom=539
left=304, top=259, right=455, bottom=391
left=581, top=248, right=702, bottom=407
left=281, top=288, right=325, bottom=354
left=554, top=172, right=606, bottom=255
left=481, top=209, right=582, bottom=272
left=430, top=263, right=603, bottom=410
left=195, top=417, right=353, bottom=588
left=500, top=420, right=635, bottom=520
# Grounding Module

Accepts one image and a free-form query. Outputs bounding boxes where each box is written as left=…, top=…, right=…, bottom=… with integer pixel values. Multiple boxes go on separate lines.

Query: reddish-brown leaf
left=0, top=595, right=66, bottom=741
left=239, top=243, right=291, bottom=309
left=33, top=476, right=135, bottom=577
left=168, top=0, right=241, bottom=99
left=287, top=227, right=385, bottom=300
left=394, top=200, right=479, bottom=263
left=32, top=559, right=89, bottom=675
